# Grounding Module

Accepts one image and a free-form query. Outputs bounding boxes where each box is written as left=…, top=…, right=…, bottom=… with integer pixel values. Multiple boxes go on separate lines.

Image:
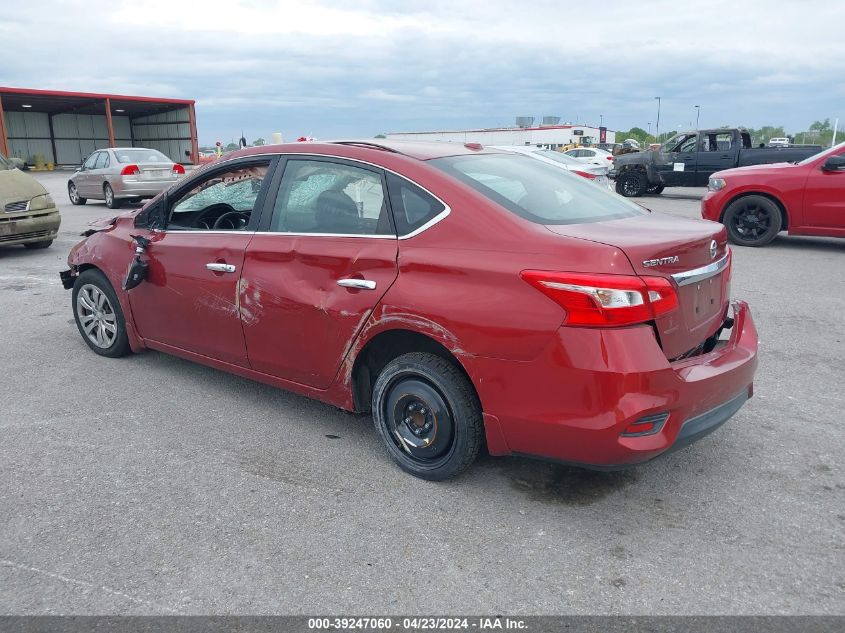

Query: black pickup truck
left=613, top=128, right=821, bottom=196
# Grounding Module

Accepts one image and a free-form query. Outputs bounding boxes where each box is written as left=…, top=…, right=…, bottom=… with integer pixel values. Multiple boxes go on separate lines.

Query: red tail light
left=520, top=271, right=679, bottom=327
left=120, top=164, right=140, bottom=176
left=172, top=163, right=185, bottom=175
left=606, top=155, right=613, bottom=160
left=572, top=170, right=597, bottom=180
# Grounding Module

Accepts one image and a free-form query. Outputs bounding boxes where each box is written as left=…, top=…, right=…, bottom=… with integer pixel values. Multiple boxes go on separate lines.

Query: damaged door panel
left=128, top=231, right=253, bottom=366
left=241, top=235, right=398, bottom=389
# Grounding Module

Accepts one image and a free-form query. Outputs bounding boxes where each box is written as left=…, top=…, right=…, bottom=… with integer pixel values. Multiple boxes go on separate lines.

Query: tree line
left=614, top=119, right=840, bottom=147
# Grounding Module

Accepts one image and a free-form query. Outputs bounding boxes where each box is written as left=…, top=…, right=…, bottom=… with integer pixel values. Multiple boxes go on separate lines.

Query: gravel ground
left=0, top=173, right=842, bottom=615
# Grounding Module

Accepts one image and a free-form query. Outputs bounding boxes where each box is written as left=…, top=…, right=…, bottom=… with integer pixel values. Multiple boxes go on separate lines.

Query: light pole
left=647, top=122, right=651, bottom=140
left=654, top=96, right=661, bottom=141
left=694, top=105, right=700, bottom=131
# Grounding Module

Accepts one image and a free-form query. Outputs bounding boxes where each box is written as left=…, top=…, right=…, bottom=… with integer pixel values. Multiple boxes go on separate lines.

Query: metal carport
left=0, top=87, right=199, bottom=166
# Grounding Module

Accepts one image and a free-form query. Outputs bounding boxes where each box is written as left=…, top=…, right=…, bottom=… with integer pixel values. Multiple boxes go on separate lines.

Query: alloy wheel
left=733, top=202, right=772, bottom=240
left=76, top=284, right=118, bottom=349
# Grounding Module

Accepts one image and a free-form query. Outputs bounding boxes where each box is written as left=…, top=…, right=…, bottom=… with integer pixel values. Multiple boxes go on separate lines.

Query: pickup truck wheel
left=72, top=269, right=131, bottom=358
left=372, top=352, right=482, bottom=480
left=647, top=184, right=665, bottom=194
left=723, top=195, right=782, bottom=247
left=616, top=172, right=646, bottom=197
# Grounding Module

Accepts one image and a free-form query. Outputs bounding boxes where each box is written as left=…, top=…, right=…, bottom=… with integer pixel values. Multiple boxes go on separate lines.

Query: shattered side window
left=168, top=163, right=270, bottom=230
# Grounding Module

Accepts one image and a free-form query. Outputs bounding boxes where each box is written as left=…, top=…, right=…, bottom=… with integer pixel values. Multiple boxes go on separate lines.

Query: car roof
left=223, top=140, right=508, bottom=162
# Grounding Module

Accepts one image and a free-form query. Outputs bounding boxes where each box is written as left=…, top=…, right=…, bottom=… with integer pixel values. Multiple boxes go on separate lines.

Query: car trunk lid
left=545, top=212, right=730, bottom=359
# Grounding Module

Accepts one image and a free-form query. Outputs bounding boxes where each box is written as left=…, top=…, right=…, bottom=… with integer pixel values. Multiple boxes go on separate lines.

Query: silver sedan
left=67, top=147, right=186, bottom=209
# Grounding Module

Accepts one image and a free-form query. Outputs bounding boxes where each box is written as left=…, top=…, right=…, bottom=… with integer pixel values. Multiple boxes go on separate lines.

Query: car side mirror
left=822, top=155, right=845, bottom=172
left=134, top=195, right=167, bottom=230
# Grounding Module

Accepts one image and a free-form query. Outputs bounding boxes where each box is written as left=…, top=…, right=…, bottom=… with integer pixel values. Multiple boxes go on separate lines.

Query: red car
left=702, top=142, right=845, bottom=246
left=61, top=141, right=758, bottom=480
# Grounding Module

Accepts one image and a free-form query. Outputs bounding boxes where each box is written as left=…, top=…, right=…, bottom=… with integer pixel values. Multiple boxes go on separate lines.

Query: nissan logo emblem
left=710, top=240, right=717, bottom=259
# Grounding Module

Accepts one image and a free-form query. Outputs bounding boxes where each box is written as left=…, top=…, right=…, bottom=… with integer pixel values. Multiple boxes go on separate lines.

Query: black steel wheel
left=104, top=183, right=122, bottom=209
left=615, top=171, right=647, bottom=197
left=372, top=352, right=482, bottom=480
left=723, top=195, right=782, bottom=247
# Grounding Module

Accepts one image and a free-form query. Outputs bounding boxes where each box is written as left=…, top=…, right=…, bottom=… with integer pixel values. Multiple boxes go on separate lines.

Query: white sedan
left=564, top=147, right=615, bottom=167
left=490, top=145, right=611, bottom=189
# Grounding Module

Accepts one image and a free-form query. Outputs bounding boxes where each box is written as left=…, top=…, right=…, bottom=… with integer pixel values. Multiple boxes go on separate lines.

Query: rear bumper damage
left=469, top=300, right=758, bottom=468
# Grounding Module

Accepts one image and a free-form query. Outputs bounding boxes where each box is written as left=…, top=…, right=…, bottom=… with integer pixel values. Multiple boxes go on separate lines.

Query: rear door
left=655, top=134, right=698, bottom=186
left=240, top=156, right=399, bottom=388
left=89, top=151, right=110, bottom=195
left=695, top=132, right=737, bottom=185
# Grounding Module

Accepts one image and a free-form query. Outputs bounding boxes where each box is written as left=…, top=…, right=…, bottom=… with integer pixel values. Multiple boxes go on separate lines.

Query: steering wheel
left=193, top=203, right=235, bottom=229
left=213, top=210, right=250, bottom=230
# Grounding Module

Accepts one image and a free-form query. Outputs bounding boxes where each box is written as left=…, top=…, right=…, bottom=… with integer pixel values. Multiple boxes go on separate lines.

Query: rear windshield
left=429, top=154, right=645, bottom=225
left=536, top=150, right=582, bottom=166
left=114, top=149, right=171, bottom=164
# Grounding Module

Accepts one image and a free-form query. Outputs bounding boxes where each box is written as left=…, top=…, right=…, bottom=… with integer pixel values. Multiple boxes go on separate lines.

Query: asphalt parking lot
left=1, top=171, right=842, bottom=615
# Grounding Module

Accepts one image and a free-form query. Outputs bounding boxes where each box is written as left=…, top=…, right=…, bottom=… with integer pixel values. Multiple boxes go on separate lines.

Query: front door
left=802, top=148, right=845, bottom=230
left=655, top=133, right=698, bottom=186
left=77, top=152, right=99, bottom=197
left=240, top=157, right=399, bottom=388
left=128, top=158, right=275, bottom=366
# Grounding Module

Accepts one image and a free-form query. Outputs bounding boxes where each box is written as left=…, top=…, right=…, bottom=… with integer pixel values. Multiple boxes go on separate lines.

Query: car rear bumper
left=469, top=300, right=758, bottom=468
left=111, top=178, right=175, bottom=199
left=0, top=207, right=61, bottom=246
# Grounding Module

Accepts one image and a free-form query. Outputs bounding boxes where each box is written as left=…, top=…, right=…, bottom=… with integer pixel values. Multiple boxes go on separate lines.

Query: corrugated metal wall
left=4, top=107, right=191, bottom=165
left=6, top=111, right=54, bottom=164
left=132, top=107, right=193, bottom=163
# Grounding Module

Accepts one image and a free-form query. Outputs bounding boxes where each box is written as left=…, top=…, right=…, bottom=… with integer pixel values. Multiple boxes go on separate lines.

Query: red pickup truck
left=701, top=143, right=845, bottom=246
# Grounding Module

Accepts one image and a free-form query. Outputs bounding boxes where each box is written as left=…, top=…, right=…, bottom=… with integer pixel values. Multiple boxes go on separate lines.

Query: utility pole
left=600, top=114, right=603, bottom=128
left=695, top=105, right=700, bottom=131
left=654, top=96, right=661, bottom=141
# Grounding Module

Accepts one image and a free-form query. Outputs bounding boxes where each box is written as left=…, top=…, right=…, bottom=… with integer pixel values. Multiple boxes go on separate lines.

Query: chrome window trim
left=198, top=151, right=451, bottom=239
left=671, top=253, right=730, bottom=287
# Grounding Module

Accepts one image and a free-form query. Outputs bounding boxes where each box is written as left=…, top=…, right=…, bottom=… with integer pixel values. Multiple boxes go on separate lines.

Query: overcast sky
left=2, top=0, right=843, bottom=145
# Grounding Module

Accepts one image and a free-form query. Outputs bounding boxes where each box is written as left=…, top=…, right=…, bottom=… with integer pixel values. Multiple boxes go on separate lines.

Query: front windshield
left=797, top=141, right=845, bottom=166
left=537, top=150, right=582, bottom=166
left=660, top=134, right=684, bottom=151
left=430, top=153, right=645, bottom=225
left=0, top=153, right=12, bottom=171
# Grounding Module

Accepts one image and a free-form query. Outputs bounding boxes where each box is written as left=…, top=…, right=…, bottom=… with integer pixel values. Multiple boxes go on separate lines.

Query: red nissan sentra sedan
left=61, top=141, right=758, bottom=480
left=701, top=142, right=845, bottom=246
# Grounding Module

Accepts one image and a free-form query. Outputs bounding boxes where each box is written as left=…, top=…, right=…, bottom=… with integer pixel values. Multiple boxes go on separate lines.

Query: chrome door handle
left=206, top=263, right=236, bottom=273
left=337, top=278, right=376, bottom=290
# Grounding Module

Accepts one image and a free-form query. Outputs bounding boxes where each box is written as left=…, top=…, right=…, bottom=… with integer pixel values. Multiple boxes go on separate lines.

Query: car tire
left=372, top=352, right=482, bottom=480
left=647, top=184, right=665, bottom=195
left=104, top=183, right=122, bottom=209
left=723, top=195, right=782, bottom=247
left=72, top=269, right=131, bottom=358
left=68, top=181, right=87, bottom=205
left=24, top=240, right=53, bottom=249
left=615, top=171, right=647, bottom=197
